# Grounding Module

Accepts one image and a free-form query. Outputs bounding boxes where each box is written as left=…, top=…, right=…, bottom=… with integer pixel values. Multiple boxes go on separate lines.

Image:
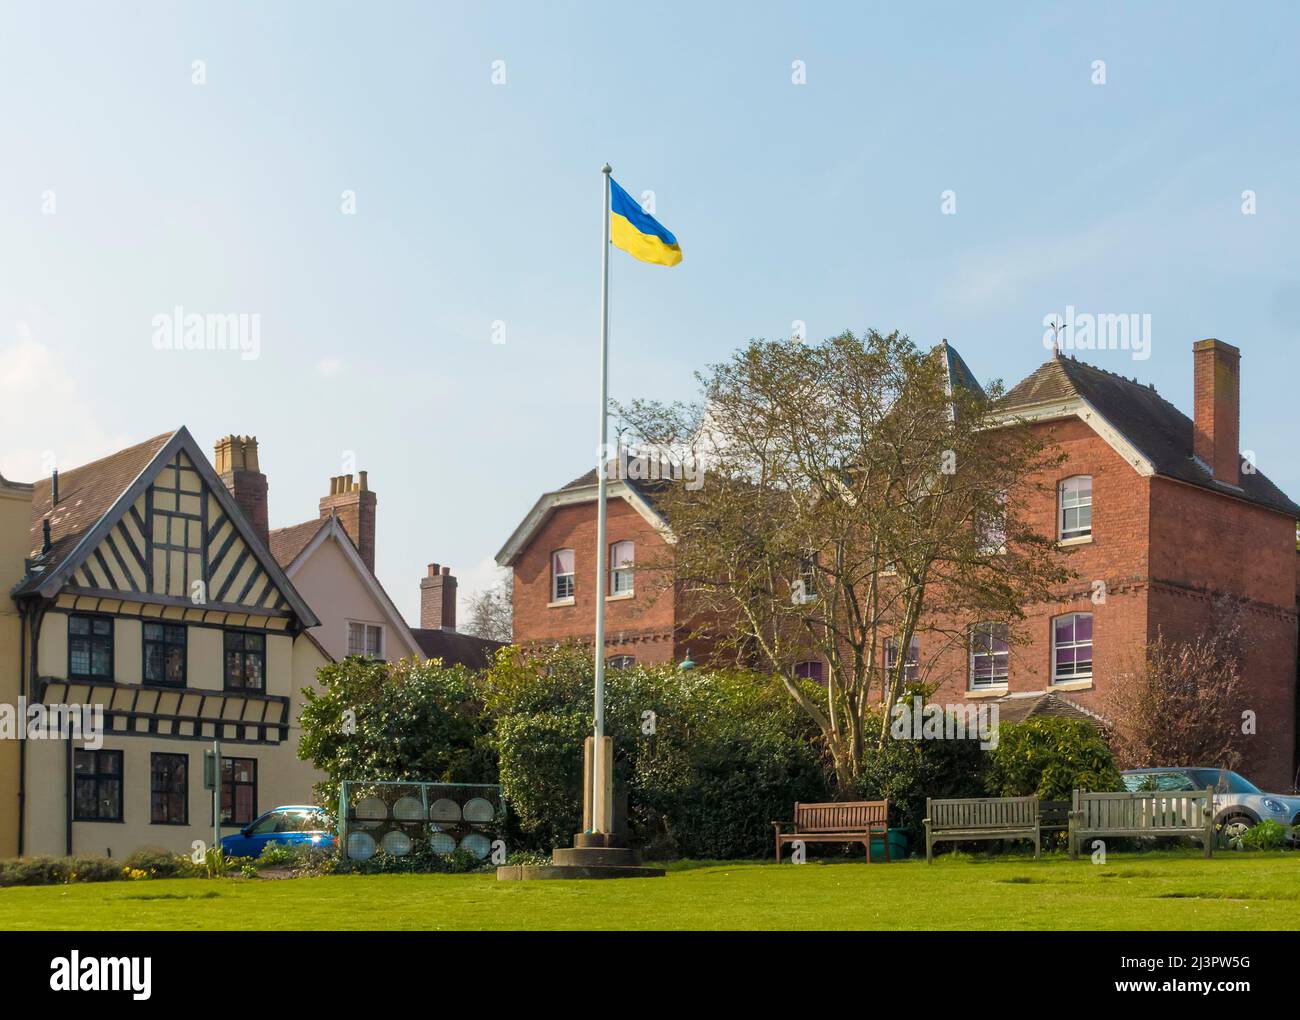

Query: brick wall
left=510, top=498, right=677, bottom=664
left=920, top=417, right=1153, bottom=710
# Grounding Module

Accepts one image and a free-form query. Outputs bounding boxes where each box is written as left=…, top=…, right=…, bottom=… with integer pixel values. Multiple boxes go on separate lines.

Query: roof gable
left=16, top=428, right=319, bottom=626
left=1001, top=356, right=1300, bottom=518
left=495, top=470, right=674, bottom=567
left=278, top=514, right=422, bottom=660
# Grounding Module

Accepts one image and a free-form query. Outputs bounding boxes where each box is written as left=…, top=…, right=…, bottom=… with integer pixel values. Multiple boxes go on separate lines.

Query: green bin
left=869, top=829, right=908, bottom=862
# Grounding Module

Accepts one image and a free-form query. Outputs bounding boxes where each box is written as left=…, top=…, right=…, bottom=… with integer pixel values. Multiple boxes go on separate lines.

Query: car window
left=303, top=811, right=327, bottom=832
left=1219, top=771, right=1262, bottom=795
left=248, top=814, right=279, bottom=835
left=1125, top=772, right=1195, bottom=792
left=1186, top=769, right=1224, bottom=792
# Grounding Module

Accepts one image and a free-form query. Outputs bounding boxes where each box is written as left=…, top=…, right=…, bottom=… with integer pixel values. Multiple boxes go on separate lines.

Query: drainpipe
left=65, top=736, right=72, bottom=856
left=16, top=603, right=26, bottom=857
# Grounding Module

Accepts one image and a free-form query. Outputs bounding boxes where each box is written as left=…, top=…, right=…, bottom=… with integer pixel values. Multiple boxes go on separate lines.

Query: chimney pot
left=419, top=561, right=458, bottom=631
left=214, top=435, right=269, bottom=549
left=320, top=469, right=377, bottom=572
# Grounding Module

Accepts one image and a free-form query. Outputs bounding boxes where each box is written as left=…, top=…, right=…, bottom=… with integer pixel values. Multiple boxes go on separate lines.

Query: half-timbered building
left=7, top=427, right=330, bottom=858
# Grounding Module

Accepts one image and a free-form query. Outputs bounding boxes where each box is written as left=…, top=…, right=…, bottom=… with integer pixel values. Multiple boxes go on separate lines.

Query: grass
left=2, top=850, right=1297, bottom=930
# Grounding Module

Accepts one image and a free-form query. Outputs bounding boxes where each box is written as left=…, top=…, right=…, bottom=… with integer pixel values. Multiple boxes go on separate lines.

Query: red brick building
left=496, top=473, right=680, bottom=665
left=499, top=339, right=1300, bottom=788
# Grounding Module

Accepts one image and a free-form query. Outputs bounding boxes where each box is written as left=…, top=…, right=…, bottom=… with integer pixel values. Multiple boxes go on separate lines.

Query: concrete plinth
left=496, top=832, right=665, bottom=881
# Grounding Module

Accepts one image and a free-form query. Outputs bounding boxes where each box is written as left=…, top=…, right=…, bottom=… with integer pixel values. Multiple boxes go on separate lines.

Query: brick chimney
left=420, top=563, right=457, bottom=631
left=214, top=435, right=269, bottom=549
left=320, top=472, right=377, bottom=573
left=1192, top=339, right=1241, bottom=486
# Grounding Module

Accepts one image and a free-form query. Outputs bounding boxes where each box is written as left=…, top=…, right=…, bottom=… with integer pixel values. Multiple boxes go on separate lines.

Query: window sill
left=605, top=591, right=634, bottom=602
left=1051, top=679, right=1094, bottom=692
left=965, top=686, right=1007, bottom=698
left=547, top=598, right=576, bottom=609
left=1057, top=535, right=1093, bottom=548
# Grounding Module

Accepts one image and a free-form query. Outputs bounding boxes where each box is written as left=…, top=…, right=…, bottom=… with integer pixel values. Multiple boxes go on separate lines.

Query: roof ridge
left=32, top=430, right=178, bottom=490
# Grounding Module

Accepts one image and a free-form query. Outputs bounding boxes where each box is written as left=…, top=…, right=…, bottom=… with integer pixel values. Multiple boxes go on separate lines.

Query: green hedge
left=984, top=717, right=1121, bottom=801
left=484, top=645, right=829, bottom=858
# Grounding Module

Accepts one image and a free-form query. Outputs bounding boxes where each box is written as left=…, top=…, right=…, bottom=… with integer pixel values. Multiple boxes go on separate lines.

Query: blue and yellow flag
left=609, top=178, right=682, bottom=266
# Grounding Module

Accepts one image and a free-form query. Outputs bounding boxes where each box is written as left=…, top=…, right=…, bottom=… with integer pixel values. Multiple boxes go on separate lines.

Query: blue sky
left=2, top=1, right=1298, bottom=623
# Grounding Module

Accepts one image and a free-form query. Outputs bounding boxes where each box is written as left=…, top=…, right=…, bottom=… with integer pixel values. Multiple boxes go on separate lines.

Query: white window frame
left=794, top=554, right=818, bottom=604
left=969, top=622, right=1009, bottom=690
left=552, top=549, right=575, bottom=602
left=609, top=540, right=635, bottom=596
left=1058, top=475, right=1093, bottom=541
left=978, top=489, right=1008, bottom=555
left=884, top=636, right=920, bottom=683
left=347, top=621, right=384, bottom=659
left=1051, top=612, right=1094, bottom=683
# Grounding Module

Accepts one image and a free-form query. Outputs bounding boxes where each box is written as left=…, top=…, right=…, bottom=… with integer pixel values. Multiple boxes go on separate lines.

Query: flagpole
left=591, top=163, right=612, bottom=831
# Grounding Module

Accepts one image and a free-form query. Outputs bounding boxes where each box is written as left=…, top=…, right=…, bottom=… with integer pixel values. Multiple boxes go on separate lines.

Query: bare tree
left=463, top=570, right=513, bottom=643
left=617, top=330, right=1070, bottom=790
left=1103, top=597, right=1247, bottom=771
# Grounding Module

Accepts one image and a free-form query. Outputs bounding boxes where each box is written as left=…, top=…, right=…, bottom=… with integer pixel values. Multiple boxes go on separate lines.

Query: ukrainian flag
left=609, top=178, right=682, bottom=266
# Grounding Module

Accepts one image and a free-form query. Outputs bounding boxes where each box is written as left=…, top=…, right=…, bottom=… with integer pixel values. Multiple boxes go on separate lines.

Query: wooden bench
left=773, top=800, right=890, bottom=863
left=1069, top=788, right=1215, bottom=859
left=924, top=796, right=1040, bottom=862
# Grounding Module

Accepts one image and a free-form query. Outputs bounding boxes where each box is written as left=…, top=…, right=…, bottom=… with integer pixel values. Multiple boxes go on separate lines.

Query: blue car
left=219, top=805, right=336, bottom=858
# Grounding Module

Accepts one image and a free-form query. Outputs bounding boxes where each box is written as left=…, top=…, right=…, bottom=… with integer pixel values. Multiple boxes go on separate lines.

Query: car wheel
left=1220, top=815, right=1254, bottom=849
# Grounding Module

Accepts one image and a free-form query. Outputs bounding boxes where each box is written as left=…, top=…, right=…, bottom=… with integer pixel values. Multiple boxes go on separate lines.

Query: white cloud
left=454, top=555, right=508, bottom=622
left=0, top=323, right=131, bottom=482
left=316, top=357, right=344, bottom=376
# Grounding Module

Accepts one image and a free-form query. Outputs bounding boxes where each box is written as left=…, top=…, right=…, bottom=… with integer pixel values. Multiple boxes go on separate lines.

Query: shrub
left=984, top=717, right=1121, bottom=801
left=1234, top=819, right=1291, bottom=852
left=486, top=644, right=829, bottom=858
left=0, top=855, right=66, bottom=887
left=298, top=656, right=498, bottom=811
left=0, top=853, right=132, bottom=887
left=338, top=844, right=484, bottom=875
left=124, top=845, right=196, bottom=879
left=855, top=728, right=988, bottom=841
left=65, top=855, right=124, bottom=884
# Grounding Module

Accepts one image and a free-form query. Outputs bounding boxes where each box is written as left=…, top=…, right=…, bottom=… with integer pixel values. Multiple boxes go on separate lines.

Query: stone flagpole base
left=496, top=736, right=665, bottom=881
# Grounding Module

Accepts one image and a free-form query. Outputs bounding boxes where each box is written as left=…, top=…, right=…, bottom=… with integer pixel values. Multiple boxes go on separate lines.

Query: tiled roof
left=1002, top=355, right=1299, bottom=518
left=993, top=691, right=1101, bottom=726
left=561, top=467, right=672, bottom=512
left=16, top=431, right=175, bottom=594
left=936, top=339, right=987, bottom=401
left=268, top=517, right=329, bottom=567
left=411, top=628, right=505, bottom=670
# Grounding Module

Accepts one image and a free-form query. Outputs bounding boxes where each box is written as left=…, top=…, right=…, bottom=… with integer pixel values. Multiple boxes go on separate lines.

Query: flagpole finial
left=601, top=163, right=612, bottom=175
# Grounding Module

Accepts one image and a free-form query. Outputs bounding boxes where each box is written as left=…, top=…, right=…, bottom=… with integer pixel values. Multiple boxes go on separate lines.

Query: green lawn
left=2, top=852, right=1297, bottom=930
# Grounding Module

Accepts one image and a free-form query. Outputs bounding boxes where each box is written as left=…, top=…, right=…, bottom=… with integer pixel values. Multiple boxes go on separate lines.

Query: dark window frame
left=223, top=630, right=266, bottom=692
left=73, top=748, right=123, bottom=822
left=68, top=612, right=114, bottom=682
left=218, top=756, right=258, bottom=828
left=150, top=751, right=189, bottom=825
left=142, top=622, right=187, bottom=688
